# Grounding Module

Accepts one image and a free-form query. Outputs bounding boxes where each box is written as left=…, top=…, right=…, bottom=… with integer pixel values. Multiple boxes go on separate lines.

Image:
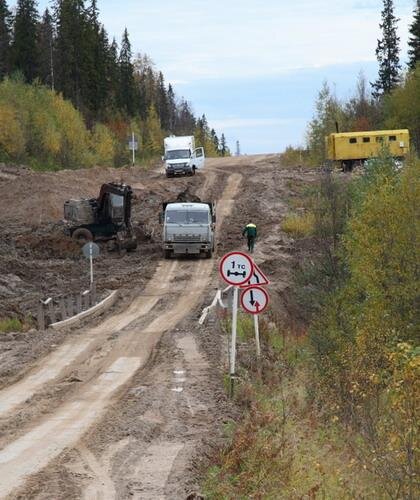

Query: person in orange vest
left=242, top=222, right=257, bottom=252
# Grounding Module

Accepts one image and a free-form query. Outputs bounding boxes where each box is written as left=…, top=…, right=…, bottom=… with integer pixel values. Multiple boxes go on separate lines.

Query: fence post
left=47, top=299, right=55, bottom=325
left=76, top=293, right=82, bottom=314
left=82, top=290, right=90, bottom=310
left=37, top=300, right=45, bottom=331
left=59, top=297, right=67, bottom=321
left=67, top=295, right=74, bottom=318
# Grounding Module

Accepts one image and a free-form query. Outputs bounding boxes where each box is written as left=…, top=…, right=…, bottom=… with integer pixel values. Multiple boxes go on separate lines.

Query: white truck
left=161, top=201, right=216, bottom=258
left=163, top=135, right=205, bottom=177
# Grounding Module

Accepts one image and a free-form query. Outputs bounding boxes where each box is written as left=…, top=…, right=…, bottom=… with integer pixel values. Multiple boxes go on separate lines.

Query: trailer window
left=389, top=135, right=397, bottom=141
left=363, top=137, right=370, bottom=143
left=349, top=138, right=357, bottom=144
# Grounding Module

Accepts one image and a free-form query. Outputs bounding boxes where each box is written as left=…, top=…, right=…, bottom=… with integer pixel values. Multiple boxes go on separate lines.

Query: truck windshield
left=166, top=210, right=209, bottom=224
left=166, top=150, right=190, bottom=160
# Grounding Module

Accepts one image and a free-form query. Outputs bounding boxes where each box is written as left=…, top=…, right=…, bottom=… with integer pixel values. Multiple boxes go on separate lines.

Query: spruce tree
left=220, top=133, right=228, bottom=157
left=0, top=0, right=11, bottom=79
left=107, top=37, right=120, bottom=110
left=156, top=71, right=170, bottom=130
left=11, top=0, right=40, bottom=82
left=210, top=128, right=219, bottom=152
left=37, top=8, right=55, bottom=89
left=167, top=83, right=177, bottom=132
left=54, top=0, right=88, bottom=108
left=118, top=28, right=136, bottom=116
left=407, top=0, right=420, bottom=70
left=84, top=1, right=109, bottom=118
left=372, top=0, right=401, bottom=98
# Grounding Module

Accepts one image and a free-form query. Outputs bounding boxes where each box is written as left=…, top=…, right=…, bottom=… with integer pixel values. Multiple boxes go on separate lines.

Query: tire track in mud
left=0, top=168, right=242, bottom=499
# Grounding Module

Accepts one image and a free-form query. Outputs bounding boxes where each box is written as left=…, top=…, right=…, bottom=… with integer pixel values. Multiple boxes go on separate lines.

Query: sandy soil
left=0, top=155, right=317, bottom=499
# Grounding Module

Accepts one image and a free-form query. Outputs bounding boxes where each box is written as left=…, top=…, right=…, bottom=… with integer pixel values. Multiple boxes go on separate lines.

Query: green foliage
left=0, top=317, right=23, bottom=333
left=0, top=78, right=117, bottom=168
left=383, top=64, right=420, bottom=152
left=306, top=82, right=347, bottom=166
left=308, top=157, right=420, bottom=496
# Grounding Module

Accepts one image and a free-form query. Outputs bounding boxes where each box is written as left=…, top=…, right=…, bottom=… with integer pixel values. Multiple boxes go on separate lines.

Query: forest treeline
left=0, top=0, right=229, bottom=169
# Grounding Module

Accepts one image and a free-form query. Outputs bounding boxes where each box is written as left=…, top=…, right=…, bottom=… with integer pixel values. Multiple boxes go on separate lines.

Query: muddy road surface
left=0, top=156, right=317, bottom=498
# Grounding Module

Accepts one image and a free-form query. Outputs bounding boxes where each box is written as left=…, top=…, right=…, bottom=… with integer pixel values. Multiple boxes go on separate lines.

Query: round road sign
left=219, top=251, right=254, bottom=286
left=240, top=286, right=270, bottom=315
left=82, top=242, right=100, bottom=259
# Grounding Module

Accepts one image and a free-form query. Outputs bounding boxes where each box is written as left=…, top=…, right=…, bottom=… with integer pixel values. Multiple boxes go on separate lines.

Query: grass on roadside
left=203, top=319, right=385, bottom=499
left=281, top=212, right=315, bottom=237
left=0, top=317, right=24, bottom=333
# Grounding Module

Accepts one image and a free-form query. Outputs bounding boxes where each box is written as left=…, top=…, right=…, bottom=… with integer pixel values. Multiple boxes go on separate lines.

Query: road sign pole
left=132, top=131, right=135, bottom=166
left=230, top=286, right=239, bottom=397
left=89, top=247, right=93, bottom=285
left=254, top=314, right=261, bottom=358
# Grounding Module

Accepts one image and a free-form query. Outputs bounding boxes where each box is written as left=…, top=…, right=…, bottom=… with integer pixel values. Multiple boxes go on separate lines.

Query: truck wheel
left=164, top=249, right=172, bottom=259
left=192, top=166, right=196, bottom=175
left=205, top=248, right=212, bottom=259
left=72, top=228, right=93, bottom=244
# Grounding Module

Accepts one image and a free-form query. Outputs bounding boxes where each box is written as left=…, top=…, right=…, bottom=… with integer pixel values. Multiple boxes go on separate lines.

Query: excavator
left=63, top=183, right=137, bottom=251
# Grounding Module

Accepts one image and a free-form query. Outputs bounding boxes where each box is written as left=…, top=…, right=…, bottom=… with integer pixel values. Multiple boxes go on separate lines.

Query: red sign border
left=219, top=251, right=254, bottom=286
left=240, top=285, right=270, bottom=315
left=240, top=262, right=271, bottom=288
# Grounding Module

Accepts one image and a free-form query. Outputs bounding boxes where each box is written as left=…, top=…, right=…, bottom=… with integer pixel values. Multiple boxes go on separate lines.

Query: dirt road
left=0, top=156, right=316, bottom=498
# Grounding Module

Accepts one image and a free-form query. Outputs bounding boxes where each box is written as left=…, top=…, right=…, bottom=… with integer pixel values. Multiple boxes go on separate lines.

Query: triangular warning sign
left=240, top=262, right=270, bottom=288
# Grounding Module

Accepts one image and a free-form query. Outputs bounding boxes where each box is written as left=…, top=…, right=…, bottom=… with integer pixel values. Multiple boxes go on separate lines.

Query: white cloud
left=92, top=0, right=413, bottom=82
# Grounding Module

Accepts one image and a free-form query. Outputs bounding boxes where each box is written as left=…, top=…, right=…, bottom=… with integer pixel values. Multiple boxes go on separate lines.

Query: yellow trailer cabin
left=326, top=129, right=410, bottom=171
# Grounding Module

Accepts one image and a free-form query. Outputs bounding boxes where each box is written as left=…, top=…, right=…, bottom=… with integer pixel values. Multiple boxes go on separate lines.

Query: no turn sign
left=241, top=286, right=270, bottom=315
left=219, top=251, right=254, bottom=286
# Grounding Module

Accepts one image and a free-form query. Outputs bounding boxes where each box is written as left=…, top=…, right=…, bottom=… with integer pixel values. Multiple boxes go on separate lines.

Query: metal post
left=230, top=286, right=239, bottom=397
left=90, top=245, right=94, bottom=286
left=254, top=314, right=261, bottom=358
left=91, top=282, right=97, bottom=306
left=132, top=131, right=135, bottom=166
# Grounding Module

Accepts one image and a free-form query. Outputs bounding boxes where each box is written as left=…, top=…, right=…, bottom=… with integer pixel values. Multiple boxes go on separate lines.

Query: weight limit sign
left=219, top=251, right=254, bottom=286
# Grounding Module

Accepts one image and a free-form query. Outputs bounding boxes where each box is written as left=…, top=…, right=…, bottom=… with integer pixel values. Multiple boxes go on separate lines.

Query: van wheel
left=72, top=228, right=93, bottom=244
left=164, top=249, right=172, bottom=259
left=192, top=166, right=196, bottom=175
left=205, top=248, right=212, bottom=259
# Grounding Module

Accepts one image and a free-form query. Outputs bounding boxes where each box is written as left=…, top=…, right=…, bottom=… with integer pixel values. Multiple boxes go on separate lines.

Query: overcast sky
left=37, top=0, right=415, bottom=153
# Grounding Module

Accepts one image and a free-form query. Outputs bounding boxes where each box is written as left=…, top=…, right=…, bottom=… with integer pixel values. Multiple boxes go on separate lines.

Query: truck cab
left=161, top=202, right=215, bottom=258
left=163, top=135, right=205, bottom=177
